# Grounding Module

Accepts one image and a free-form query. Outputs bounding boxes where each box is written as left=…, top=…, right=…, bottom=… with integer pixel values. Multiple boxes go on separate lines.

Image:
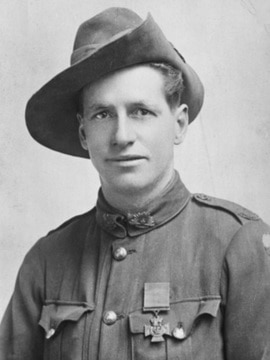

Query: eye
left=132, top=108, right=152, bottom=117
left=94, top=111, right=111, bottom=120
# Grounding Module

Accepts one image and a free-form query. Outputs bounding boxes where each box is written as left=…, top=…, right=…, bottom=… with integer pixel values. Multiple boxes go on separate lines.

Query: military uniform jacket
left=1, top=172, right=270, bottom=359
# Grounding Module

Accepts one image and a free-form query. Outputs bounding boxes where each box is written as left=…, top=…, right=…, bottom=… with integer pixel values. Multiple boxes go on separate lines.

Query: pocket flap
left=196, top=299, right=220, bottom=318
left=39, top=302, right=93, bottom=338
left=129, top=298, right=221, bottom=340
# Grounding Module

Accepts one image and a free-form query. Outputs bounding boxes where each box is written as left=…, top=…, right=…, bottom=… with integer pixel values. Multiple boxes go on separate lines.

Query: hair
left=147, top=62, right=185, bottom=109
left=77, top=62, right=184, bottom=115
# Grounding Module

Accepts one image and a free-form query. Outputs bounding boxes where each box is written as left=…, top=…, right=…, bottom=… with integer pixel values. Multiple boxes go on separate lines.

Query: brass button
left=196, top=193, right=210, bottom=201
left=103, top=311, right=117, bottom=325
left=46, top=328, right=56, bottom=339
left=113, top=247, right=128, bottom=261
left=172, top=326, right=186, bottom=340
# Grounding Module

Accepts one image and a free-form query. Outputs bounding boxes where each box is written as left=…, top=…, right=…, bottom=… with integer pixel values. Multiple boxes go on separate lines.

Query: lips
left=107, top=155, right=147, bottom=162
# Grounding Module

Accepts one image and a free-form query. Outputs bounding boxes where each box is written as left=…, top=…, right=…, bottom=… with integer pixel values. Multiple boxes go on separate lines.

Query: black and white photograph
left=1, top=0, right=270, bottom=358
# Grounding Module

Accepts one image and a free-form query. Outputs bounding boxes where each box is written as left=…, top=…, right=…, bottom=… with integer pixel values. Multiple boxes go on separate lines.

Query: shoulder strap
left=193, top=193, right=260, bottom=225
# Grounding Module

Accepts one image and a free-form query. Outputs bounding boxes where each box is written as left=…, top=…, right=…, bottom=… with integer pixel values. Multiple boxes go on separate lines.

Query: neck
left=101, top=171, right=176, bottom=213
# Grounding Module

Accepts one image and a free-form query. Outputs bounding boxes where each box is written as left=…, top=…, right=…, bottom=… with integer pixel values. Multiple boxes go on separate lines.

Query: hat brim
left=25, top=14, right=204, bottom=158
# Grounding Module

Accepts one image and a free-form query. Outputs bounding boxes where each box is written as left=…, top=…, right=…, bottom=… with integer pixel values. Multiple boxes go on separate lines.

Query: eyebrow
left=84, top=103, right=112, bottom=113
left=84, top=100, right=162, bottom=114
left=130, top=101, right=157, bottom=108
left=130, top=101, right=162, bottom=114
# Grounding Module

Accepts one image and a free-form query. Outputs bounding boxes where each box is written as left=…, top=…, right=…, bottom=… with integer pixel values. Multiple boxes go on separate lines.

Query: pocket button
left=46, top=328, right=56, bottom=339
left=172, top=326, right=186, bottom=340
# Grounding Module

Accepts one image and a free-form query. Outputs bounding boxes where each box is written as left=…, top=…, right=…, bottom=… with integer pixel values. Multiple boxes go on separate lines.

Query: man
left=1, top=7, right=270, bottom=360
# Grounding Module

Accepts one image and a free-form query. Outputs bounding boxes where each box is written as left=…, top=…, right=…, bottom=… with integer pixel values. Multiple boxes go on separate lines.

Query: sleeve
left=0, top=242, right=45, bottom=360
left=221, top=220, right=270, bottom=360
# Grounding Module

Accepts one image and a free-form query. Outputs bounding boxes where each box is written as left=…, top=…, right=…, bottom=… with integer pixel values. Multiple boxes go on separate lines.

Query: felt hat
left=25, top=7, right=204, bottom=158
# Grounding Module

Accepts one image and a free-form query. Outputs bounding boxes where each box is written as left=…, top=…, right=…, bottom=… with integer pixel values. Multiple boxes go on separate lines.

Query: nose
left=111, top=112, right=136, bottom=147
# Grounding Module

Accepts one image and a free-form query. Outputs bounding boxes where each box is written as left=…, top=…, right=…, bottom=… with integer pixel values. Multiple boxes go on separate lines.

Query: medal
left=143, top=283, right=170, bottom=342
left=144, top=313, right=170, bottom=342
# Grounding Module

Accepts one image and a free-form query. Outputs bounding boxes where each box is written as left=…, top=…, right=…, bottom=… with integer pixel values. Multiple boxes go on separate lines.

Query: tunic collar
left=96, top=171, right=190, bottom=238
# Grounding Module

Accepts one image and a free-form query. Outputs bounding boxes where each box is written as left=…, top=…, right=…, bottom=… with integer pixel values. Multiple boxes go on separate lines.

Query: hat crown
left=73, top=7, right=143, bottom=50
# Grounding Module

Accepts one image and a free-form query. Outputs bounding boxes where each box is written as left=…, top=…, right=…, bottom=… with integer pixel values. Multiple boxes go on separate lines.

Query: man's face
left=79, top=65, right=188, bottom=196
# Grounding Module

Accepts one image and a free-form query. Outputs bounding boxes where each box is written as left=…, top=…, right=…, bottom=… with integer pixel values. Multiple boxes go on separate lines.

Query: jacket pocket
left=129, top=297, right=221, bottom=360
left=39, top=301, right=94, bottom=360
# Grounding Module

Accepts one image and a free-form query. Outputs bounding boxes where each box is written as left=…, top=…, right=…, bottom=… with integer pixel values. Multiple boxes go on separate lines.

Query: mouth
left=108, top=155, right=145, bottom=161
left=107, top=155, right=147, bottom=165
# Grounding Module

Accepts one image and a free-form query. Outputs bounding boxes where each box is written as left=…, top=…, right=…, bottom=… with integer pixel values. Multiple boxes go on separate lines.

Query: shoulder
left=190, top=192, right=270, bottom=256
left=46, top=208, right=95, bottom=236
left=29, top=208, right=97, bottom=257
left=191, top=192, right=261, bottom=225
left=184, top=192, right=270, bottom=253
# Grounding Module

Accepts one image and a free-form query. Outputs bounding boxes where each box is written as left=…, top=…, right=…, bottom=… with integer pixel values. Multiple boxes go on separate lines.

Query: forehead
left=82, top=65, right=167, bottom=106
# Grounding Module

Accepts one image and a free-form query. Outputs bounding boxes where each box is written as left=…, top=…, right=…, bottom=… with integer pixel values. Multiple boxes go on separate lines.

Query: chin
left=110, top=174, right=151, bottom=194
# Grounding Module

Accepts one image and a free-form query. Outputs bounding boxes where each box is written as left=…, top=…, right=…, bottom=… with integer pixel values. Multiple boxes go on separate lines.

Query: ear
left=77, top=113, right=88, bottom=151
left=174, top=104, right=189, bottom=145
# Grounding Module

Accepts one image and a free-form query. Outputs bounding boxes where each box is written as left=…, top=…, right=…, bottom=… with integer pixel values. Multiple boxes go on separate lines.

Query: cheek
left=84, top=125, right=109, bottom=153
left=147, top=134, right=175, bottom=170
left=155, top=123, right=176, bottom=154
left=150, top=123, right=176, bottom=148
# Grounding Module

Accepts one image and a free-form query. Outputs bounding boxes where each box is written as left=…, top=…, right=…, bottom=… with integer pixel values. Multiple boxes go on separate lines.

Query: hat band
left=70, top=28, right=133, bottom=65
left=71, top=44, right=101, bottom=65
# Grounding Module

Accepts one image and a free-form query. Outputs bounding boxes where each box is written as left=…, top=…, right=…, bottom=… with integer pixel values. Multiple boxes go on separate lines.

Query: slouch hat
left=25, top=7, right=204, bottom=158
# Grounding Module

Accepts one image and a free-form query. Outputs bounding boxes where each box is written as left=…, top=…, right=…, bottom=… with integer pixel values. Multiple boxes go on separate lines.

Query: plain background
left=1, top=0, right=270, bottom=317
